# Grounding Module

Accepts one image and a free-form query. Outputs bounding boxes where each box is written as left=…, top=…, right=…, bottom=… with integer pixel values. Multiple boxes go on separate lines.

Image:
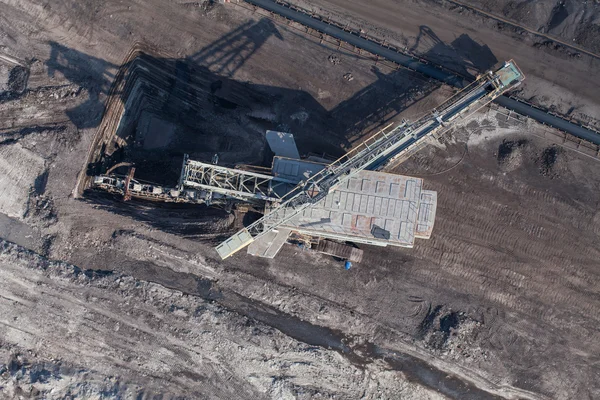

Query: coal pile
left=497, top=138, right=529, bottom=171
left=537, top=145, right=562, bottom=178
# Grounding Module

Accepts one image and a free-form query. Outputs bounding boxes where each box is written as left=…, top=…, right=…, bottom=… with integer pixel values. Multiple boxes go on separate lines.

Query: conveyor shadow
left=410, top=26, right=498, bottom=80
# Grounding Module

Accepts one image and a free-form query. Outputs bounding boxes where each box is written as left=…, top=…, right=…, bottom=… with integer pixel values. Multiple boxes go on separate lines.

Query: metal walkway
left=91, top=155, right=298, bottom=206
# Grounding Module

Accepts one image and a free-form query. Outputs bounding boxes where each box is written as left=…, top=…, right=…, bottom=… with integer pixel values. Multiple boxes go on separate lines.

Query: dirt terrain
left=1, top=240, right=449, bottom=399
left=0, top=0, right=599, bottom=399
left=459, top=0, right=600, bottom=53
left=286, top=0, right=600, bottom=132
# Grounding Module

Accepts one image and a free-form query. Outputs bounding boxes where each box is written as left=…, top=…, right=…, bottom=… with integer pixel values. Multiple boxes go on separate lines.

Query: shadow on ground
left=46, top=19, right=497, bottom=235
left=411, top=25, right=498, bottom=80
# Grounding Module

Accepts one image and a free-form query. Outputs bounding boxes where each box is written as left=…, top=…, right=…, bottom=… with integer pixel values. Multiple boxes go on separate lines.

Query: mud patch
left=547, top=2, right=569, bottom=31
left=422, top=308, right=460, bottom=350
left=416, top=305, right=485, bottom=363
left=575, top=23, right=600, bottom=54
left=465, top=120, right=480, bottom=131
left=8, top=66, right=29, bottom=93
left=85, top=191, right=235, bottom=239
left=417, top=304, right=443, bottom=340
left=0, top=64, right=29, bottom=98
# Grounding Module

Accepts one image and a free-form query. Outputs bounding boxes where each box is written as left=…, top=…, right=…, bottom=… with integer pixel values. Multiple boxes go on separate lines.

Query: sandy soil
left=0, top=144, right=45, bottom=218
left=0, top=0, right=599, bottom=399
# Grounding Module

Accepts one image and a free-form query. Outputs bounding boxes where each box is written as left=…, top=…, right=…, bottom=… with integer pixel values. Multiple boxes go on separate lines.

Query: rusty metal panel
left=315, top=240, right=364, bottom=262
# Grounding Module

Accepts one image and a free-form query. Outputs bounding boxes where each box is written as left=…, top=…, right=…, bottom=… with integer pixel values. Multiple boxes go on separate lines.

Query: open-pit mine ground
left=0, top=0, right=599, bottom=399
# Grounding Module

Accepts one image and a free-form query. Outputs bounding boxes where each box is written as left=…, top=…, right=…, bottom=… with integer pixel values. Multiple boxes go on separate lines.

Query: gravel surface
left=0, top=1, right=599, bottom=399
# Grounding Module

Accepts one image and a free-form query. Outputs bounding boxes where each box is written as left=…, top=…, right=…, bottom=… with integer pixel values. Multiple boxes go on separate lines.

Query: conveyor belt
left=244, top=0, right=600, bottom=145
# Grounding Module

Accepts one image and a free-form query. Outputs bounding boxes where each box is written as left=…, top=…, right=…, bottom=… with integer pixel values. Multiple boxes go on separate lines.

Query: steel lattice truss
left=216, top=61, right=525, bottom=259
left=180, top=156, right=292, bottom=202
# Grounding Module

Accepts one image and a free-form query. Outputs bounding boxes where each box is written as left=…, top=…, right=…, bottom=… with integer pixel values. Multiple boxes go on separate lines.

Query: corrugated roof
left=415, top=190, right=437, bottom=239
left=271, top=169, right=436, bottom=247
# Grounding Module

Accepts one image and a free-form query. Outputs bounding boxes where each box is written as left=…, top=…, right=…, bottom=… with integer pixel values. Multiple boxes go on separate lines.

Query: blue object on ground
left=344, top=261, right=352, bottom=270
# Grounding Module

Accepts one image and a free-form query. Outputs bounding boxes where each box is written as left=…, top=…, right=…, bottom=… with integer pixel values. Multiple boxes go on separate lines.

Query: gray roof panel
left=277, top=170, right=437, bottom=247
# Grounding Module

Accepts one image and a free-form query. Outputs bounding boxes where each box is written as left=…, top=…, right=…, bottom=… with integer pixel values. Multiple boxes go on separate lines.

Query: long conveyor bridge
left=216, top=61, right=524, bottom=259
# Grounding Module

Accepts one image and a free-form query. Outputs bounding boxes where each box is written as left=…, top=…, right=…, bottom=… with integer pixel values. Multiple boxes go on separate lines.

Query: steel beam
left=216, top=61, right=524, bottom=259
left=181, top=157, right=294, bottom=202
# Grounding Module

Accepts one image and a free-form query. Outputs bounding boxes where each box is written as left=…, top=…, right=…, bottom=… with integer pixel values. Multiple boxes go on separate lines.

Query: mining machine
left=216, top=60, right=525, bottom=259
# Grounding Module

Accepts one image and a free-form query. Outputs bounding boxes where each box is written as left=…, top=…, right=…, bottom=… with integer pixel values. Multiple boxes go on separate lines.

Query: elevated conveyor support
left=216, top=61, right=524, bottom=259
left=180, top=155, right=295, bottom=203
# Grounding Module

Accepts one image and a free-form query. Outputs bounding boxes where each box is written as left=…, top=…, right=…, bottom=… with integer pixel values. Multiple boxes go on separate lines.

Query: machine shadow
left=48, top=20, right=457, bottom=237
left=411, top=25, right=499, bottom=80
left=46, top=41, right=117, bottom=129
